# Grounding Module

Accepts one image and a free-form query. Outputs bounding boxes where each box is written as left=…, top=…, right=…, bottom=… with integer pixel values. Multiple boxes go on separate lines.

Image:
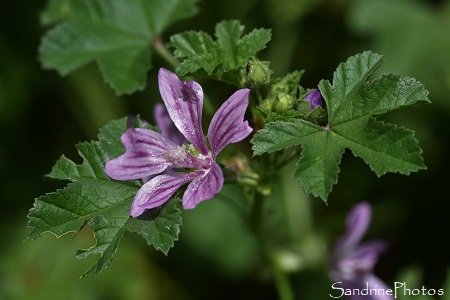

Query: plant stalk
left=251, top=196, right=294, bottom=300
left=152, top=36, right=179, bottom=68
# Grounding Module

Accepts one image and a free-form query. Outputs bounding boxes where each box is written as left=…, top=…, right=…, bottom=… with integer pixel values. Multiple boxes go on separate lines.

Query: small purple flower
left=304, top=89, right=325, bottom=111
left=105, top=68, right=253, bottom=217
left=330, top=202, right=393, bottom=300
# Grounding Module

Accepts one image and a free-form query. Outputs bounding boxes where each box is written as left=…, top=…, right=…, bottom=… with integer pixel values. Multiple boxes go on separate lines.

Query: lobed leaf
left=335, top=118, right=425, bottom=176
left=98, top=118, right=127, bottom=160
left=293, top=133, right=344, bottom=200
left=47, top=141, right=110, bottom=181
left=126, top=199, right=182, bottom=255
left=215, top=20, right=244, bottom=70
left=252, top=51, right=430, bottom=201
left=319, top=51, right=384, bottom=124
left=39, top=0, right=198, bottom=95
left=170, top=20, right=271, bottom=77
left=171, top=31, right=220, bottom=75
left=251, top=120, right=321, bottom=156
left=27, top=118, right=183, bottom=276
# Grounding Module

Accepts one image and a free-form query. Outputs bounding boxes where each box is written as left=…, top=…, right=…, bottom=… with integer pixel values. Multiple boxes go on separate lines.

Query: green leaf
left=28, top=149, right=138, bottom=277
left=252, top=51, right=430, bottom=200
left=98, top=118, right=127, bottom=160
left=252, top=120, right=321, bottom=155
left=40, top=0, right=72, bottom=25
left=126, top=199, right=182, bottom=255
left=47, top=141, right=111, bottom=181
left=170, top=31, right=220, bottom=75
left=215, top=20, right=244, bottom=70
left=39, top=0, right=198, bottom=95
left=170, top=20, right=272, bottom=78
left=28, top=118, right=183, bottom=276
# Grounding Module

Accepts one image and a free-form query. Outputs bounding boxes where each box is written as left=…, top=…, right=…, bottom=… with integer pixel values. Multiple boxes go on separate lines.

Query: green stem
left=152, top=36, right=179, bottom=69
left=269, top=252, right=295, bottom=300
left=249, top=159, right=295, bottom=300
left=152, top=39, right=294, bottom=300
left=250, top=192, right=263, bottom=232
left=216, top=192, right=247, bottom=218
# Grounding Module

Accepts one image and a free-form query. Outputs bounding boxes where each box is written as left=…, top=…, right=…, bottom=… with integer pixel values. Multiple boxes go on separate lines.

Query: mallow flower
left=105, top=68, right=253, bottom=217
left=153, top=103, right=187, bottom=146
left=330, top=202, right=393, bottom=300
left=304, top=89, right=325, bottom=111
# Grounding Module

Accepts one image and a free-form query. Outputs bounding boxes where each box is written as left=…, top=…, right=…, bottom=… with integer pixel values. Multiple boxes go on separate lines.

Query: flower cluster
left=105, top=68, right=252, bottom=217
left=331, top=202, right=392, bottom=300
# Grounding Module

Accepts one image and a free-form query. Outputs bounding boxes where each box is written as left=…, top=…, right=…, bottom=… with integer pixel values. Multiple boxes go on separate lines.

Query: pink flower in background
left=330, top=202, right=393, bottom=300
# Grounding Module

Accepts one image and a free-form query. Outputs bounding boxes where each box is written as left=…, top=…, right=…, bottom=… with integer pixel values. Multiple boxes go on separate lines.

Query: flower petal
left=207, top=88, right=253, bottom=157
left=130, top=171, right=198, bottom=217
left=337, top=240, right=388, bottom=274
left=154, top=103, right=187, bottom=146
left=158, top=68, right=208, bottom=155
left=334, top=202, right=372, bottom=256
left=105, top=128, right=175, bottom=180
left=182, top=163, right=224, bottom=209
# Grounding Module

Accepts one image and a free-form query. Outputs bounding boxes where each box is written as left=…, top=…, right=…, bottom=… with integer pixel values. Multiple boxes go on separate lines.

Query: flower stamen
left=163, top=145, right=188, bottom=164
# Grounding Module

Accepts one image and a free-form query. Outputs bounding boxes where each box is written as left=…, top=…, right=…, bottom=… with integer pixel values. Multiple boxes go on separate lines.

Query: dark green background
left=1, top=0, right=449, bottom=299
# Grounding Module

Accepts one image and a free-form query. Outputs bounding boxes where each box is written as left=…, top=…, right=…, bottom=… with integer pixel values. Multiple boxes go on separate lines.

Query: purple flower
left=105, top=68, right=253, bottom=217
left=153, top=103, right=187, bottom=146
left=330, top=202, right=393, bottom=300
left=304, top=89, right=325, bottom=111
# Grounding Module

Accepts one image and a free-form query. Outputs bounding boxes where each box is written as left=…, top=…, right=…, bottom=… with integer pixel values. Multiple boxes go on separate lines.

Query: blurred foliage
left=349, top=0, right=450, bottom=110
left=1, top=0, right=450, bottom=298
left=38, top=0, right=199, bottom=95
left=0, top=226, right=185, bottom=300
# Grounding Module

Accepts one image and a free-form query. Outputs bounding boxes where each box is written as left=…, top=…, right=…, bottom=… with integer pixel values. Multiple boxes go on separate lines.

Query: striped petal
left=130, top=171, right=198, bottom=217
left=158, top=68, right=208, bottom=155
left=182, top=163, right=224, bottom=209
left=105, top=128, right=175, bottom=180
left=208, top=88, right=253, bottom=158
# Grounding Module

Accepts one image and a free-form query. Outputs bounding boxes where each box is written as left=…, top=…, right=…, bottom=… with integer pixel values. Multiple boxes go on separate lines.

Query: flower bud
left=274, top=94, right=295, bottom=113
left=304, top=89, right=325, bottom=111
left=241, top=59, right=271, bottom=88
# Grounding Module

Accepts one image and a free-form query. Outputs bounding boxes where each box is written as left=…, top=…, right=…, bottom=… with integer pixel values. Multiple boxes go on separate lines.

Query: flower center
left=163, top=144, right=212, bottom=170
left=163, top=145, right=188, bottom=164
